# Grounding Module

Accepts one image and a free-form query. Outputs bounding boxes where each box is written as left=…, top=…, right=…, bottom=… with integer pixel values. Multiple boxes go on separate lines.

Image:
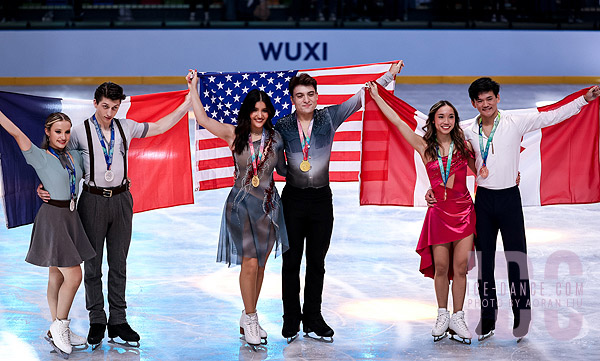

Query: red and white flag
left=194, top=62, right=395, bottom=190
left=359, top=86, right=600, bottom=207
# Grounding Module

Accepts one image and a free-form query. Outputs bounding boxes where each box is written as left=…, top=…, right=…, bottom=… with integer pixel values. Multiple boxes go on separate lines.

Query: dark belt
left=47, top=199, right=71, bottom=208
left=83, top=183, right=128, bottom=198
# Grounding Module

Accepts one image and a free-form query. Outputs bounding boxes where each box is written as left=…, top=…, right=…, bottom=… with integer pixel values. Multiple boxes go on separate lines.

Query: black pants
left=281, top=185, right=334, bottom=319
left=475, top=186, right=531, bottom=323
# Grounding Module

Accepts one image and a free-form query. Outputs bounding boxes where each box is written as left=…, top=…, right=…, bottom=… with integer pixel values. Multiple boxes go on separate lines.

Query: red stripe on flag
left=333, top=131, right=361, bottom=142
left=127, top=90, right=193, bottom=213
left=318, top=94, right=354, bottom=105
left=540, top=92, right=600, bottom=205
left=331, top=151, right=361, bottom=161
left=330, top=171, right=360, bottom=181
left=197, top=137, right=229, bottom=150
left=197, top=157, right=234, bottom=171
left=199, top=177, right=235, bottom=191
left=360, top=83, right=418, bottom=206
left=312, top=73, right=388, bottom=85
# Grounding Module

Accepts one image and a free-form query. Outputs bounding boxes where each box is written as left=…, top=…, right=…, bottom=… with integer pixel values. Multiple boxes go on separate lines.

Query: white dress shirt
left=462, top=95, right=589, bottom=190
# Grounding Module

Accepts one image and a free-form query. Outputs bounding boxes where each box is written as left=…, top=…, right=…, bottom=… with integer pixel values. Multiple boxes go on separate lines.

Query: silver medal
left=105, top=170, right=114, bottom=182
left=70, top=199, right=75, bottom=212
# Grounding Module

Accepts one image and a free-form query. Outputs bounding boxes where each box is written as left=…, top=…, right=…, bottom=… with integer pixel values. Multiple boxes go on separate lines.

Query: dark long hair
left=422, top=100, right=468, bottom=161
left=40, top=112, right=72, bottom=150
left=232, top=89, right=276, bottom=154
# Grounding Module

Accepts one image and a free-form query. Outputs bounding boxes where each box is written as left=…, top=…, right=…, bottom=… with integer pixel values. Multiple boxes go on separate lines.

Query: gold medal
left=480, top=165, right=489, bottom=179
left=300, top=160, right=311, bottom=172
left=251, top=175, right=260, bottom=187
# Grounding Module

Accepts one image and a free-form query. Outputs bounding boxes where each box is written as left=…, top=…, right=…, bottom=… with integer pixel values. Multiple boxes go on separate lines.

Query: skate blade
left=433, top=332, right=448, bottom=342
left=516, top=336, right=525, bottom=343
left=90, top=342, right=102, bottom=351
left=108, top=338, right=140, bottom=348
left=478, top=330, right=494, bottom=342
left=303, top=332, right=334, bottom=343
left=286, top=334, right=299, bottom=344
left=449, top=334, right=471, bottom=345
left=45, top=336, right=70, bottom=359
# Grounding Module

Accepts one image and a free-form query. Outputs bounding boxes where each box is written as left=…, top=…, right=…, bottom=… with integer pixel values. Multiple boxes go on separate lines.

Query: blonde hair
left=41, top=112, right=72, bottom=149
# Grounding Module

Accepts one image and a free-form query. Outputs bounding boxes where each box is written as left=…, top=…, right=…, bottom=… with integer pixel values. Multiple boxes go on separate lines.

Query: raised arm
left=187, top=70, right=236, bottom=148
left=145, top=90, right=192, bottom=138
left=518, top=85, right=600, bottom=135
left=367, top=81, right=427, bottom=158
left=331, top=60, right=404, bottom=130
left=0, top=109, right=32, bottom=151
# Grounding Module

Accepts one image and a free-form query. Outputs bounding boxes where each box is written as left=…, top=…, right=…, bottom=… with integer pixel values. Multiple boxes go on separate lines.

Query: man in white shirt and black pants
left=466, top=78, right=599, bottom=341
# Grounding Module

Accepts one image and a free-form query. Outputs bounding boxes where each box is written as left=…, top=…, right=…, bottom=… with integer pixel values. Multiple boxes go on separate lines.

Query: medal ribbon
left=436, top=140, right=454, bottom=189
left=478, top=111, right=500, bottom=166
left=92, top=115, right=115, bottom=171
left=248, top=129, right=266, bottom=178
left=297, top=118, right=314, bottom=161
left=48, top=148, right=76, bottom=200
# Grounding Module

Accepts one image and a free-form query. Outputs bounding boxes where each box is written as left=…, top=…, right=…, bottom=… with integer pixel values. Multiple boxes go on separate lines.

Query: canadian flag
left=359, top=86, right=600, bottom=207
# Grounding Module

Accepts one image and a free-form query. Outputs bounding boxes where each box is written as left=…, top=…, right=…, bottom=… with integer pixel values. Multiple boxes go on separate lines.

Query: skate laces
left=435, top=311, right=450, bottom=326
left=452, top=312, right=468, bottom=332
left=246, top=313, right=260, bottom=337
left=58, top=321, right=71, bottom=345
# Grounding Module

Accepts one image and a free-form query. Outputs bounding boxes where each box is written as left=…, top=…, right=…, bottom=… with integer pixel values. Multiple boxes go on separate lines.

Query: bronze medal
left=480, top=165, right=489, bottom=179
left=300, top=160, right=311, bottom=172
left=251, top=175, right=260, bottom=187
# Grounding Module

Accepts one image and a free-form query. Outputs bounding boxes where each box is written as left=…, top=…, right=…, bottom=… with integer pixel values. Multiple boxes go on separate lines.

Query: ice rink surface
left=1, top=83, right=599, bottom=360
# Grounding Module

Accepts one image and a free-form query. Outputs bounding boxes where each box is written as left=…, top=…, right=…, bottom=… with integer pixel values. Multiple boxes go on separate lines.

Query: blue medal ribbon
left=478, top=111, right=500, bottom=166
left=48, top=147, right=76, bottom=200
left=436, top=140, right=454, bottom=192
left=92, top=115, right=115, bottom=171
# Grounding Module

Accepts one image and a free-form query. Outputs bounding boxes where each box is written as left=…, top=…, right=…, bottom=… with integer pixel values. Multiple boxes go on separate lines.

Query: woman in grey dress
left=187, top=70, right=288, bottom=348
left=0, top=110, right=95, bottom=357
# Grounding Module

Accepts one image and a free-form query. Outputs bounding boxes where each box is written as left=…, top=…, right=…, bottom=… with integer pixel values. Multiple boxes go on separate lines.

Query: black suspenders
left=84, top=117, right=129, bottom=187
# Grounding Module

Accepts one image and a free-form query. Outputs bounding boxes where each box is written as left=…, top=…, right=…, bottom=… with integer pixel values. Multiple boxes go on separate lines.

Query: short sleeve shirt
left=69, top=118, right=148, bottom=187
left=22, top=144, right=84, bottom=200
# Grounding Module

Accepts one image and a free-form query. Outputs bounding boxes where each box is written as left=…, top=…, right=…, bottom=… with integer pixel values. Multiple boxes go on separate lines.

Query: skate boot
left=282, top=314, right=301, bottom=344
left=240, top=310, right=267, bottom=344
left=242, top=312, right=262, bottom=351
left=87, top=323, right=106, bottom=350
left=476, top=318, right=495, bottom=341
left=448, top=311, right=472, bottom=344
left=303, top=314, right=334, bottom=342
left=431, top=308, right=450, bottom=342
left=46, top=319, right=72, bottom=359
left=107, top=323, right=140, bottom=348
left=513, top=309, right=531, bottom=342
left=47, top=328, right=87, bottom=347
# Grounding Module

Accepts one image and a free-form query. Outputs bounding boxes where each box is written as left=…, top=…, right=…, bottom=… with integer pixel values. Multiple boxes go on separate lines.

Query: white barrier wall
left=0, top=29, right=598, bottom=77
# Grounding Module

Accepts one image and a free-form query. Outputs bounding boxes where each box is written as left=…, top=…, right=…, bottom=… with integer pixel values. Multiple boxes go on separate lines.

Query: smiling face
left=433, top=105, right=456, bottom=136
left=291, top=84, right=318, bottom=118
left=45, top=120, right=72, bottom=150
left=250, top=101, right=270, bottom=133
left=471, top=90, right=500, bottom=120
left=93, top=96, right=121, bottom=125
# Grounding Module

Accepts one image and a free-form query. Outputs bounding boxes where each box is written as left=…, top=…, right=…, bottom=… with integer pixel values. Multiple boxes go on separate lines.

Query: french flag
left=359, top=85, right=600, bottom=207
left=0, top=90, right=193, bottom=229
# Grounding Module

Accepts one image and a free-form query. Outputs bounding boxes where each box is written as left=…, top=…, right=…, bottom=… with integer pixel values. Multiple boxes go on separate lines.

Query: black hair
left=94, top=82, right=126, bottom=103
left=289, top=73, right=317, bottom=96
left=232, top=89, right=276, bottom=154
left=468, top=77, right=500, bottom=101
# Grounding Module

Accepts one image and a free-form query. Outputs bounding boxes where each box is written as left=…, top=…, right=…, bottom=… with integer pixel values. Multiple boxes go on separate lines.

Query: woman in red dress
left=367, top=64, right=475, bottom=344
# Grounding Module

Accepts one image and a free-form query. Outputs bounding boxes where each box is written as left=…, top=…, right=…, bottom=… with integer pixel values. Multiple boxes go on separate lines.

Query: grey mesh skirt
left=25, top=203, right=96, bottom=267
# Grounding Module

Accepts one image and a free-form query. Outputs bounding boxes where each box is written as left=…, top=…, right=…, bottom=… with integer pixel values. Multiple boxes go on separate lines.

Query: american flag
left=195, top=62, right=396, bottom=190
